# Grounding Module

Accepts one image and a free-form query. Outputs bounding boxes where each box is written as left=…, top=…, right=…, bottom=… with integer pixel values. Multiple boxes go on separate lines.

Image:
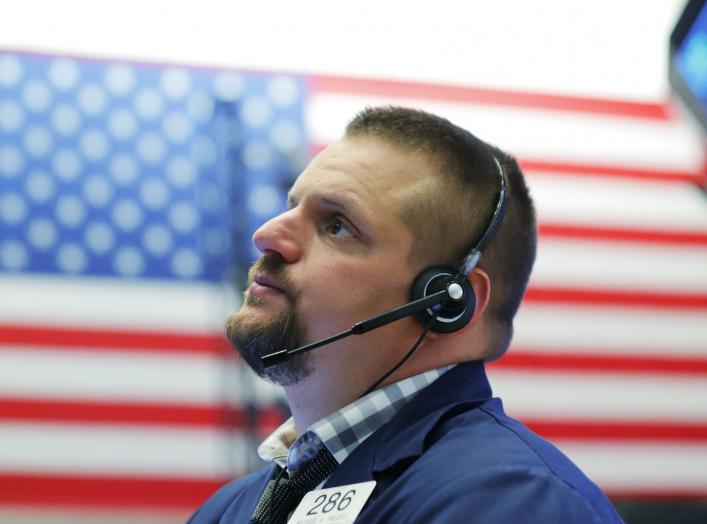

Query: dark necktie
left=250, top=446, right=339, bottom=524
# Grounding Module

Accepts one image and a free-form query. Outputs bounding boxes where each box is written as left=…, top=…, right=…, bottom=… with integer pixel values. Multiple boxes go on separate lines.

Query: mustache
left=247, top=255, right=298, bottom=302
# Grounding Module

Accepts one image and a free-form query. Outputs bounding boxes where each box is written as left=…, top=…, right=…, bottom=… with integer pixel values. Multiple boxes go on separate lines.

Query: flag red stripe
left=520, top=159, right=705, bottom=184
left=0, top=472, right=230, bottom=508
left=0, top=397, right=287, bottom=431
left=3, top=397, right=707, bottom=444
left=0, top=324, right=230, bottom=354
left=524, top=287, right=707, bottom=309
left=311, top=75, right=672, bottom=120
left=0, top=397, right=246, bottom=427
left=494, top=352, right=707, bottom=375
left=525, top=420, right=707, bottom=442
left=539, top=223, right=707, bottom=246
left=3, top=323, right=706, bottom=377
left=0, top=472, right=703, bottom=507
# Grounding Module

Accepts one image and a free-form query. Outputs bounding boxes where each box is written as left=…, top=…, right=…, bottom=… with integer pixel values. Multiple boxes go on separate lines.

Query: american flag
left=0, top=51, right=705, bottom=522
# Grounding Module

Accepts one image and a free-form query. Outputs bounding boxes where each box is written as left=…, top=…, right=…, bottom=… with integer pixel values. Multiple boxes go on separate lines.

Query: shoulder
left=187, top=467, right=273, bottom=523
left=405, top=465, right=616, bottom=524
left=390, top=399, right=623, bottom=523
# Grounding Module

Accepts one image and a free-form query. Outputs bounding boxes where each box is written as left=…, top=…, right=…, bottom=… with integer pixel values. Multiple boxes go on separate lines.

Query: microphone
left=261, top=282, right=464, bottom=368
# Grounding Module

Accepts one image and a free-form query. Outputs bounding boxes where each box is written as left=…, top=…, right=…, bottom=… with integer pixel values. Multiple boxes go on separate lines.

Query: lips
left=253, top=273, right=287, bottom=295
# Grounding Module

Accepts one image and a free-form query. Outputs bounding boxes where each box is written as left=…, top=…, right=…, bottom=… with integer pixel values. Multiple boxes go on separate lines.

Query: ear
left=466, top=267, right=491, bottom=329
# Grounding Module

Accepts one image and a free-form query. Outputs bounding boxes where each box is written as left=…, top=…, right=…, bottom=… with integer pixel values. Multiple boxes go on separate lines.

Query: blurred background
left=0, top=0, right=705, bottom=522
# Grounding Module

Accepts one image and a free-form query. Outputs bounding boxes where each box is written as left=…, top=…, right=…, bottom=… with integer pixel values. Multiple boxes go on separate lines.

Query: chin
left=225, top=300, right=313, bottom=386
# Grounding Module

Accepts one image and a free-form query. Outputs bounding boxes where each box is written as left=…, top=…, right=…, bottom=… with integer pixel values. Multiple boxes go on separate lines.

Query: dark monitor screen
left=670, top=0, right=707, bottom=133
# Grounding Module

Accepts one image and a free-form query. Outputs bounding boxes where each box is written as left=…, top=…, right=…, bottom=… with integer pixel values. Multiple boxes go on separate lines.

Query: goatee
left=225, top=256, right=313, bottom=385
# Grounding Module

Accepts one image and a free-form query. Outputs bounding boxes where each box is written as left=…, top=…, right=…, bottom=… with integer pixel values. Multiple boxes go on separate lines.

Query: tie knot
left=286, top=430, right=324, bottom=477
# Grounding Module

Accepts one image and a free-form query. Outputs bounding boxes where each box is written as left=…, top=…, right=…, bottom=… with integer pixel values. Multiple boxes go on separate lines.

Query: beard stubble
left=225, top=255, right=313, bottom=386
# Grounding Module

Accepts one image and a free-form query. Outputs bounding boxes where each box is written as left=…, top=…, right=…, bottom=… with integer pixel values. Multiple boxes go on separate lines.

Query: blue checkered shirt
left=258, top=366, right=453, bottom=474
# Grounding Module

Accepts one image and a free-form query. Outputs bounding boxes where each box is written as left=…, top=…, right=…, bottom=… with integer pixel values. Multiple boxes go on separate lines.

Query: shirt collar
left=258, top=365, right=453, bottom=468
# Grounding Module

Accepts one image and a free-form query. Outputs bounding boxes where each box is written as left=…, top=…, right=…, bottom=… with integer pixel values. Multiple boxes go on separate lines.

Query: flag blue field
left=0, top=54, right=309, bottom=280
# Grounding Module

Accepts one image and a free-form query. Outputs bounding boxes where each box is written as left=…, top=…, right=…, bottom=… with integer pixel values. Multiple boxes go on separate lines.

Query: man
left=189, top=107, right=623, bottom=523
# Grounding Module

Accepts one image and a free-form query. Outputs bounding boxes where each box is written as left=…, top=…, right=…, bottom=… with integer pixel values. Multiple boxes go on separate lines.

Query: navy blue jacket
left=189, top=361, right=623, bottom=523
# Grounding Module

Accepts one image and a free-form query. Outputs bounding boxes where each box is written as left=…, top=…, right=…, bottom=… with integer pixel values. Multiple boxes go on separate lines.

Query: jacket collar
left=325, top=360, right=492, bottom=486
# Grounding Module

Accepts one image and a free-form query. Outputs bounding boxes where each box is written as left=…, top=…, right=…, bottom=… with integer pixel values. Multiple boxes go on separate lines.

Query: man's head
left=226, top=106, right=536, bottom=387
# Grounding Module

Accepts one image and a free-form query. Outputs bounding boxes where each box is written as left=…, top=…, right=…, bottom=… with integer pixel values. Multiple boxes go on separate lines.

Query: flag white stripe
left=529, top=174, right=707, bottom=231
left=513, top=305, right=707, bottom=355
left=0, top=422, right=245, bottom=478
left=0, top=275, right=239, bottom=331
left=557, top=442, right=707, bottom=491
left=532, top=238, right=707, bottom=292
left=490, top=370, right=707, bottom=422
left=0, top=507, right=190, bottom=524
left=0, top=348, right=229, bottom=404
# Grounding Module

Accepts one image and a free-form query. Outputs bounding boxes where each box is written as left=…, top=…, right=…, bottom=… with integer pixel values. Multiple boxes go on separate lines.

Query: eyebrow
left=318, top=195, right=357, bottom=214
left=288, top=192, right=369, bottom=229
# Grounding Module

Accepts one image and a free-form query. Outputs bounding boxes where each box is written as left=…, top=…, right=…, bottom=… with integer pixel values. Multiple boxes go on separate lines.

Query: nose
left=252, top=209, right=303, bottom=263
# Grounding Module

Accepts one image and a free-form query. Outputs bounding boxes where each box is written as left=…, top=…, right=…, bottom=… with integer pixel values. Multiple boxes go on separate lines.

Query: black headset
left=409, top=156, right=508, bottom=333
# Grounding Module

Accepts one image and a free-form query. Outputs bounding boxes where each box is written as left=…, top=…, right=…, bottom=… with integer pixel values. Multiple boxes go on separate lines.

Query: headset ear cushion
left=410, top=266, right=476, bottom=333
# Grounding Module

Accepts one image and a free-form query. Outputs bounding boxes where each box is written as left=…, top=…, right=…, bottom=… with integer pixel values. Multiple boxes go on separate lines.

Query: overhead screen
left=670, top=0, right=707, bottom=133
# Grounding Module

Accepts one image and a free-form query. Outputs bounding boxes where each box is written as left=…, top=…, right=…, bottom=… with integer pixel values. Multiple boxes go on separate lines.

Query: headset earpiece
left=411, top=266, right=476, bottom=333
left=408, top=155, right=506, bottom=335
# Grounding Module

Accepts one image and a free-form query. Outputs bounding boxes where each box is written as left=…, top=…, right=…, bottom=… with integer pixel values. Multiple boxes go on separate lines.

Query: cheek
left=299, top=257, right=412, bottom=335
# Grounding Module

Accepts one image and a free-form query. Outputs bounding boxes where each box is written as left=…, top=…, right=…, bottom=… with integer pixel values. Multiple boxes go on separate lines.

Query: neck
left=278, top=332, right=395, bottom=433
left=283, top=371, right=364, bottom=434
left=279, top=324, right=481, bottom=434
left=281, top=334, right=417, bottom=433
left=281, top=337, right=437, bottom=434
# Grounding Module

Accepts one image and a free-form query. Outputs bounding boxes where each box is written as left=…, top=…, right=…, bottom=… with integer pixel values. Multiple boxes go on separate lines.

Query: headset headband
left=457, top=156, right=508, bottom=278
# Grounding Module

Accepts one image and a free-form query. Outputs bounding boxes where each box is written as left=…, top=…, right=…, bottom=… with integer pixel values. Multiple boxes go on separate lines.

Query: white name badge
left=288, top=480, right=377, bottom=524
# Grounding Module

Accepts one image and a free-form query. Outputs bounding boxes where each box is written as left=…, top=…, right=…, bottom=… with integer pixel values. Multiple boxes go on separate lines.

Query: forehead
left=289, top=135, right=439, bottom=218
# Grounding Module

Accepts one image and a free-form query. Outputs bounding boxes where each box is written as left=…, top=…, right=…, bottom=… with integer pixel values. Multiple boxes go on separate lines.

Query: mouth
left=252, top=273, right=288, bottom=296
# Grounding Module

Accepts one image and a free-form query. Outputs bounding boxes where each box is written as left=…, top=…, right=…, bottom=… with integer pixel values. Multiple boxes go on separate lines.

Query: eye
left=325, top=216, right=355, bottom=239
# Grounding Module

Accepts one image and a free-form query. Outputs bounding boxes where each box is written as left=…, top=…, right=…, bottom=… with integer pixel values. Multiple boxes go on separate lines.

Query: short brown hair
left=345, top=106, right=537, bottom=358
